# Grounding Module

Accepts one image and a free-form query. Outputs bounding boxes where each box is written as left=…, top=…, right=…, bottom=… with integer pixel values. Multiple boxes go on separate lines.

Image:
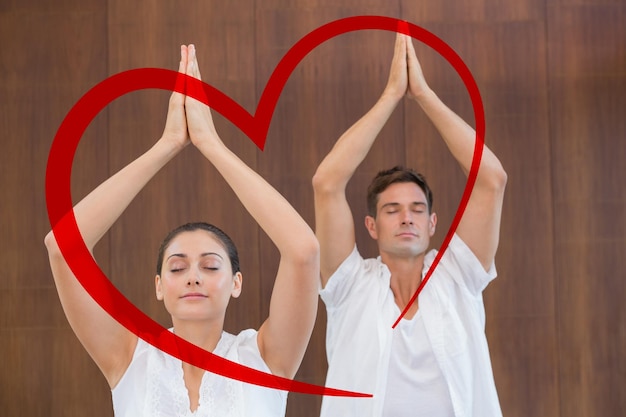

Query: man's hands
left=406, top=34, right=431, bottom=100
left=382, top=33, right=432, bottom=103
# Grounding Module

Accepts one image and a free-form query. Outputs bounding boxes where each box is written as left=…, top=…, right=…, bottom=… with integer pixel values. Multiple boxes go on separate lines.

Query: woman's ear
left=231, top=272, right=243, bottom=298
left=155, top=275, right=164, bottom=301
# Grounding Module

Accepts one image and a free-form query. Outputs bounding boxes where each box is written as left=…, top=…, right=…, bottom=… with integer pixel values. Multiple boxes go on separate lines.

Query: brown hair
left=366, top=166, right=433, bottom=217
left=156, top=222, right=240, bottom=276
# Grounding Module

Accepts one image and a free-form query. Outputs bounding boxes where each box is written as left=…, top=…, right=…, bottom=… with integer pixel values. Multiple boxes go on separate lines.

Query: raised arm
left=405, top=36, right=507, bottom=270
left=312, top=33, right=409, bottom=286
left=43, top=46, right=190, bottom=388
left=183, top=45, right=319, bottom=379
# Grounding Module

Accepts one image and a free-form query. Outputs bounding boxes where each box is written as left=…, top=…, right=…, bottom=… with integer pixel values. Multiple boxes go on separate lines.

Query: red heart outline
left=45, top=16, right=484, bottom=396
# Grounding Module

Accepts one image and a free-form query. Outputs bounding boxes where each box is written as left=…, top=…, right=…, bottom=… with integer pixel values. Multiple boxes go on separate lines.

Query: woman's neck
left=171, top=318, right=224, bottom=352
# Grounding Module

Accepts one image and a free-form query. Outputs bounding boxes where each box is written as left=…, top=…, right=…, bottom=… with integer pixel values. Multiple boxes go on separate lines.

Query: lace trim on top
left=144, top=331, right=244, bottom=417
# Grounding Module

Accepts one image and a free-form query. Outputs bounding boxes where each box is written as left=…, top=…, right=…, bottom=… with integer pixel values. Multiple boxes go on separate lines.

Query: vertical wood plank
left=106, top=0, right=260, bottom=334
left=0, top=2, right=110, bottom=416
left=547, top=3, right=626, bottom=416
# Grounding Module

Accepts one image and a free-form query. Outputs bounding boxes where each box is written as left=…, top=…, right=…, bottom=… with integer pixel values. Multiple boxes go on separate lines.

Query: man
left=313, top=33, right=507, bottom=416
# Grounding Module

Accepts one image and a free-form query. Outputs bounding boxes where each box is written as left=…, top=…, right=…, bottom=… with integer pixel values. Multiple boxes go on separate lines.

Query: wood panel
left=254, top=2, right=405, bottom=415
left=2, top=1, right=625, bottom=417
left=106, top=0, right=260, bottom=335
left=547, top=2, right=626, bottom=416
left=0, top=1, right=110, bottom=416
left=402, top=1, right=561, bottom=415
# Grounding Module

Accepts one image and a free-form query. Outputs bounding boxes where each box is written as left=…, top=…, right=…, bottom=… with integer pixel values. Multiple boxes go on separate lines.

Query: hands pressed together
left=160, top=44, right=221, bottom=152
left=383, top=33, right=431, bottom=103
left=165, top=35, right=429, bottom=153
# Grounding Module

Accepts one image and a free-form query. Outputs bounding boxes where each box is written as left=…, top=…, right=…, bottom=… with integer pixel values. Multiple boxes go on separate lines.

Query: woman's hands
left=183, top=44, right=222, bottom=151
left=160, top=43, right=223, bottom=154
left=160, top=45, right=191, bottom=151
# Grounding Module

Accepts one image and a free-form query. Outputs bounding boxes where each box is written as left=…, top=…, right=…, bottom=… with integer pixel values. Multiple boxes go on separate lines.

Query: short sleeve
left=319, top=245, right=365, bottom=310
left=446, top=234, right=497, bottom=295
left=233, top=329, right=272, bottom=373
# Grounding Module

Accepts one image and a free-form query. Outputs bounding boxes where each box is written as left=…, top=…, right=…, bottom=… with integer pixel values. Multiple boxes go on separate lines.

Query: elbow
left=482, top=161, right=508, bottom=194
left=44, top=230, right=61, bottom=256
left=311, top=169, right=329, bottom=193
left=494, top=165, right=508, bottom=192
left=312, top=167, right=345, bottom=196
left=287, top=233, right=320, bottom=269
left=301, top=235, right=321, bottom=264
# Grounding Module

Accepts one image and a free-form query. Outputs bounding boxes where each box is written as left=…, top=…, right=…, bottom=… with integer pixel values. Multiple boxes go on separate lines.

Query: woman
left=44, top=44, right=320, bottom=417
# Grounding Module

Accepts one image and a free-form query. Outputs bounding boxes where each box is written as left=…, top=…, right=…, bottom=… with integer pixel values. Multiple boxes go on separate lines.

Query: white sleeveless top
left=111, top=329, right=287, bottom=417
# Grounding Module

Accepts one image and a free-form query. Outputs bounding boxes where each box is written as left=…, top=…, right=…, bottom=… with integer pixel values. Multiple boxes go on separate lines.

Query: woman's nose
left=187, top=267, right=202, bottom=286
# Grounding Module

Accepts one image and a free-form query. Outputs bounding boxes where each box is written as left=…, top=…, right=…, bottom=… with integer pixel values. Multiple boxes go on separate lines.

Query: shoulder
left=427, top=234, right=497, bottom=295
left=320, top=245, right=388, bottom=306
left=221, top=329, right=273, bottom=373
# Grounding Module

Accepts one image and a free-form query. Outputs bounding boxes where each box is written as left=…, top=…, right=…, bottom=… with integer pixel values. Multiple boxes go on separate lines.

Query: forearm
left=196, top=140, right=318, bottom=259
left=413, top=89, right=506, bottom=185
left=47, top=139, right=183, bottom=252
left=312, top=94, right=400, bottom=192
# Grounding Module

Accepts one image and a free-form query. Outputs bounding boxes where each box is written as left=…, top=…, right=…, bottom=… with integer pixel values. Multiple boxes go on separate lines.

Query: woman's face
left=155, top=230, right=242, bottom=323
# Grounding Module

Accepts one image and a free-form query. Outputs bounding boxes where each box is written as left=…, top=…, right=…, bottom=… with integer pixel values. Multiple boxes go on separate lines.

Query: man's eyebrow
left=380, top=202, right=400, bottom=209
left=380, top=201, right=427, bottom=209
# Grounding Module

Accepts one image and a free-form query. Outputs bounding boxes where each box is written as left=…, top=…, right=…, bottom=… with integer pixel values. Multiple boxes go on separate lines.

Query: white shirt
left=319, top=234, right=502, bottom=417
left=112, top=329, right=287, bottom=417
left=383, top=310, right=454, bottom=416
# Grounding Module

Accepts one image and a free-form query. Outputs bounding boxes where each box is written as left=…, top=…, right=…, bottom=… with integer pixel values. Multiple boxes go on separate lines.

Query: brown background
left=1, top=0, right=624, bottom=416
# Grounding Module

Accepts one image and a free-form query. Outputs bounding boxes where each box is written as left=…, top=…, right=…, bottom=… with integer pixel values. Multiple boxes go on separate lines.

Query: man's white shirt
left=319, top=234, right=503, bottom=417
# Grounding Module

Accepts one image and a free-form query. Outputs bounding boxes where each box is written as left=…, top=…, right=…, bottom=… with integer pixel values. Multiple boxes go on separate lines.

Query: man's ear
left=429, top=212, right=437, bottom=237
left=231, top=272, right=243, bottom=298
left=365, top=215, right=378, bottom=240
left=155, top=275, right=164, bottom=301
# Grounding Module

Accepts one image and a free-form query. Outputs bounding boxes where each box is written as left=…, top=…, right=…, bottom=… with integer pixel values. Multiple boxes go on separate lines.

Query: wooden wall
left=1, top=0, right=624, bottom=416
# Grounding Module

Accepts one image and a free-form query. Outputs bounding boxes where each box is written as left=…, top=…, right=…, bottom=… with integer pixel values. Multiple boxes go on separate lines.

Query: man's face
left=365, top=182, right=437, bottom=258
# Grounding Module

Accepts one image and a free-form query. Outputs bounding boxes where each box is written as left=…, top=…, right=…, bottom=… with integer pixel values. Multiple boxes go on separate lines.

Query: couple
left=45, top=34, right=506, bottom=417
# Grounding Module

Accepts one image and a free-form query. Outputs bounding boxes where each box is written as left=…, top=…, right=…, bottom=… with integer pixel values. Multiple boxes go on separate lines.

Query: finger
left=179, top=45, right=188, bottom=74
left=188, top=44, right=203, bottom=81
left=393, top=31, right=405, bottom=59
left=405, top=34, right=417, bottom=58
left=406, top=35, right=423, bottom=74
left=173, top=45, right=187, bottom=98
left=186, top=44, right=196, bottom=79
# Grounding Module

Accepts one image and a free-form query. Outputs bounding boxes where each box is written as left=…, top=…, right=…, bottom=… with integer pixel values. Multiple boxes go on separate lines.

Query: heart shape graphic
left=46, top=16, right=484, bottom=395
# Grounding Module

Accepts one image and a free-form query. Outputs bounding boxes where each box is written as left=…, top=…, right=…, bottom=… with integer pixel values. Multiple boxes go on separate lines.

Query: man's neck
left=381, top=252, right=426, bottom=314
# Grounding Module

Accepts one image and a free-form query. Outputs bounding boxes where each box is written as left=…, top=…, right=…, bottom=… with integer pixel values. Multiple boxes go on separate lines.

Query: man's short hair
left=366, top=166, right=433, bottom=217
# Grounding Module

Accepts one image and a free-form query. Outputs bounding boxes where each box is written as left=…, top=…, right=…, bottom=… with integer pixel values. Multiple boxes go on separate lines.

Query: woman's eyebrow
left=200, top=252, right=224, bottom=259
left=166, top=252, right=224, bottom=261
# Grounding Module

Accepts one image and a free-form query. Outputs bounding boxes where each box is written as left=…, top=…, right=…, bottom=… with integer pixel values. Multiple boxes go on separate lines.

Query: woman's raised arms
left=44, top=46, right=190, bottom=388
left=184, top=45, right=320, bottom=379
